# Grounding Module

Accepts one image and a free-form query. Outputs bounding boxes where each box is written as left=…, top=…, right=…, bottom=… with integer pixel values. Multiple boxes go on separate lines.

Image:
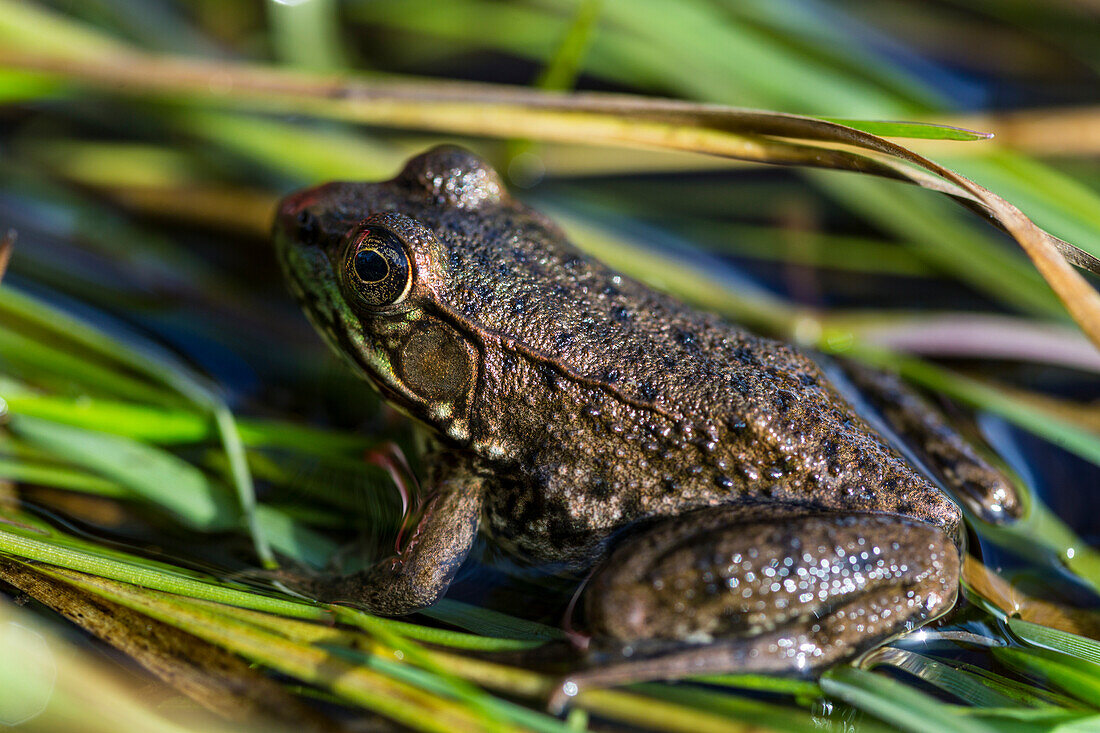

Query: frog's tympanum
left=274, top=147, right=1019, bottom=684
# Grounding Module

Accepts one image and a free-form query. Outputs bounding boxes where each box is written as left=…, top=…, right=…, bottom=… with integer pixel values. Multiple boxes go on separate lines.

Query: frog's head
left=273, top=146, right=514, bottom=444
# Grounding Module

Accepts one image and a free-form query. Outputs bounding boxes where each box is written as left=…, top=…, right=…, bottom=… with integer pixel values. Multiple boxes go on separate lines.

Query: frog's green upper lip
left=274, top=184, right=334, bottom=242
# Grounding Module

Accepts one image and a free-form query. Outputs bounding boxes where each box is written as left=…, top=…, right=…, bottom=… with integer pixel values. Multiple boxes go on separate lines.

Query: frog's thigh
left=585, top=506, right=959, bottom=678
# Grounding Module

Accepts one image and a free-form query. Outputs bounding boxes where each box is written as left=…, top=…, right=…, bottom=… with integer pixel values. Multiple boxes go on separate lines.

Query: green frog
left=273, top=146, right=1019, bottom=683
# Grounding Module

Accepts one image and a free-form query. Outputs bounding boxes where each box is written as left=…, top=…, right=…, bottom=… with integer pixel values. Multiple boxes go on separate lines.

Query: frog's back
left=310, top=148, right=959, bottom=563
left=413, top=193, right=959, bottom=559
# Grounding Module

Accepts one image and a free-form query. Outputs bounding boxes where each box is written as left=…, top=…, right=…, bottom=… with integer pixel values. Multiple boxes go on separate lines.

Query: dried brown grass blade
left=2, top=48, right=1099, bottom=348
left=963, top=555, right=1100, bottom=640
left=0, top=558, right=339, bottom=730
left=0, top=229, right=14, bottom=283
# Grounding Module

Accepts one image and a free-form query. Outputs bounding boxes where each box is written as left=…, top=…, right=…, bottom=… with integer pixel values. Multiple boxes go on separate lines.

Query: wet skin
left=273, top=147, right=1019, bottom=680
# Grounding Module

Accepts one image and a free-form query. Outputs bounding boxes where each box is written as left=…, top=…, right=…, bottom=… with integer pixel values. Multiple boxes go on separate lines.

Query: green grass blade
left=1008, top=619, right=1100, bottom=668
left=824, top=119, right=992, bottom=141
left=335, top=607, right=546, bottom=652
left=2, top=393, right=372, bottom=454
left=535, top=0, right=602, bottom=92
left=0, top=524, right=322, bottom=618
left=0, top=457, right=128, bottom=497
left=0, top=326, right=177, bottom=405
left=43, top=567, right=509, bottom=733
left=173, top=109, right=403, bottom=183
left=0, top=286, right=272, bottom=565
left=992, top=647, right=1100, bottom=709
left=946, top=150, right=1100, bottom=262
left=8, top=415, right=239, bottom=531
left=633, top=682, right=823, bottom=733
left=807, top=171, right=1064, bottom=319
left=254, top=505, right=338, bottom=570
left=864, top=648, right=1027, bottom=708
left=690, top=673, right=821, bottom=698
left=424, top=598, right=567, bottom=641
left=267, top=0, right=348, bottom=70
left=821, top=666, right=999, bottom=733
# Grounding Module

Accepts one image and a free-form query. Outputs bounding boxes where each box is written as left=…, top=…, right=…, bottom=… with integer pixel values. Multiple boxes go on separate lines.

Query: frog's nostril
left=295, top=209, right=321, bottom=246
left=276, top=190, right=322, bottom=243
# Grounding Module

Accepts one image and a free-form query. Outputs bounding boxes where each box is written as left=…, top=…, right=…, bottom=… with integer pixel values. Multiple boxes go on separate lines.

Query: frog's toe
left=239, top=565, right=425, bottom=611
left=226, top=567, right=331, bottom=601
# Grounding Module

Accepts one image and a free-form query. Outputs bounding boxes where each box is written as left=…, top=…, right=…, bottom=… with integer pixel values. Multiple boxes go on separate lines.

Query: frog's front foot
left=561, top=504, right=959, bottom=696
left=276, top=558, right=451, bottom=616
left=279, top=458, right=486, bottom=616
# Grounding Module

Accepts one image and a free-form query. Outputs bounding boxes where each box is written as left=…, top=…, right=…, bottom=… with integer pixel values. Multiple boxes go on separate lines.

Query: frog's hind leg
left=570, top=505, right=959, bottom=692
left=842, top=363, right=1021, bottom=523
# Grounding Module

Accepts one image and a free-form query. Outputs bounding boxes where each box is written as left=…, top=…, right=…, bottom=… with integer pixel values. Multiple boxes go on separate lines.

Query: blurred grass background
left=2, top=1, right=1100, bottom=731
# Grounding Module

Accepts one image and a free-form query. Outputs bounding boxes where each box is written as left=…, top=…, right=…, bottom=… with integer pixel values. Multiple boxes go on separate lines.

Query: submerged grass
left=2, top=1, right=1100, bottom=731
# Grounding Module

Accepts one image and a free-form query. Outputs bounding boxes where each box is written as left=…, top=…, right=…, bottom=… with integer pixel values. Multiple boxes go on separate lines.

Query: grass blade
left=8, top=415, right=239, bottom=531
left=823, top=118, right=993, bottom=141
left=821, top=666, right=999, bottom=733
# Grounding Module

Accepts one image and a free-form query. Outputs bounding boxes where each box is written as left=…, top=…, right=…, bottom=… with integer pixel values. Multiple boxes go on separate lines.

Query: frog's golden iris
left=342, top=224, right=412, bottom=307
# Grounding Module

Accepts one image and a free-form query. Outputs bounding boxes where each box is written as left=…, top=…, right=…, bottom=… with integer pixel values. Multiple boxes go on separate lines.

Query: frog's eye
left=343, top=225, right=413, bottom=307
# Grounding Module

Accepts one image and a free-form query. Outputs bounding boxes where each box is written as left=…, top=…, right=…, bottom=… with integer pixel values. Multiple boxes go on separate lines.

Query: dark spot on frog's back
left=675, top=329, right=698, bottom=351
left=731, top=344, right=760, bottom=366
left=773, top=390, right=797, bottom=411
left=538, top=363, right=559, bottom=390
left=588, top=475, right=612, bottom=499
left=547, top=508, right=592, bottom=547
left=638, top=381, right=660, bottom=402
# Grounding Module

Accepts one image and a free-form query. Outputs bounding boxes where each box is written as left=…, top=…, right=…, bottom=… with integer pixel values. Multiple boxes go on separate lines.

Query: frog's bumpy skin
left=587, top=506, right=958, bottom=675
left=272, top=146, right=994, bottom=681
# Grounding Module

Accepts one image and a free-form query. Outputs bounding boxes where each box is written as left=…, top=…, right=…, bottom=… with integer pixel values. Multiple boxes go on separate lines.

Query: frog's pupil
left=355, top=249, right=390, bottom=283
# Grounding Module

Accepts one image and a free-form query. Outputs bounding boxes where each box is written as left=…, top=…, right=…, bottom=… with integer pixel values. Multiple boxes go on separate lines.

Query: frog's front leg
left=312, top=451, right=485, bottom=616
left=571, top=503, right=959, bottom=689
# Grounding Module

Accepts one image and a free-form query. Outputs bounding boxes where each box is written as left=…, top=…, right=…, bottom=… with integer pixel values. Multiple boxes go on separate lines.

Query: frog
left=272, top=145, right=1019, bottom=684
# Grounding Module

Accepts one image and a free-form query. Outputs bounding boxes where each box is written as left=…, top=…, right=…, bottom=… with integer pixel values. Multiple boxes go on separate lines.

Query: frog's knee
left=922, top=489, right=965, bottom=547
left=890, top=473, right=964, bottom=544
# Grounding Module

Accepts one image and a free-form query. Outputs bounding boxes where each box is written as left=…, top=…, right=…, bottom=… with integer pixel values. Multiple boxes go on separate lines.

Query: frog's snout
left=274, top=186, right=330, bottom=247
